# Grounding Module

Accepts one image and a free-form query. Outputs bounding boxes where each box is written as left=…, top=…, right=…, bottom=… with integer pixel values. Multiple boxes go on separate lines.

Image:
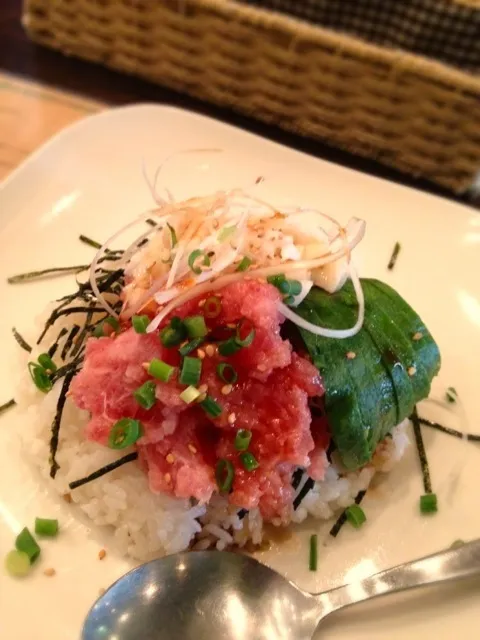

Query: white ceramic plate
left=0, top=105, right=479, bottom=640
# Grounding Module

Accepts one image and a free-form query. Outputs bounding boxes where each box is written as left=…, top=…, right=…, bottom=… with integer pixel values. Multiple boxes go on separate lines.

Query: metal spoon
left=83, top=539, right=480, bottom=640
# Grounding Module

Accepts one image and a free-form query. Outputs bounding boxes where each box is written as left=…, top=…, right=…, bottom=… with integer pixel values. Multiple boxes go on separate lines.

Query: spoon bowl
left=83, top=540, right=480, bottom=640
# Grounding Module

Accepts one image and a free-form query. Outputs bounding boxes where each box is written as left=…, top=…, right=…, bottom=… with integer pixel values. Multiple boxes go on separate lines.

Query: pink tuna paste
left=70, top=280, right=329, bottom=520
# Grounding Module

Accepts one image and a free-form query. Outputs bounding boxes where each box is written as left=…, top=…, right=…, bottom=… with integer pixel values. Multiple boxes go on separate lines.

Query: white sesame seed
left=198, top=299, right=206, bottom=308
left=205, top=345, right=215, bottom=357
left=98, top=549, right=107, bottom=561
left=197, top=349, right=206, bottom=359
left=166, top=453, right=175, bottom=464
left=228, top=413, right=236, bottom=425
left=188, top=444, right=198, bottom=454
left=346, top=351, right=356, bottom=360
left=408, top=366, right=416, bottom=376
left=221, top=384, right=232, bottom=395
left=198, top=384, right=208, bottom=393
left=257, top=364, right=267, bottom=372
left=413, top=332, right=423, bottom=341
left=43, top=568, right=56, bottom=577
left=164, top=473, right=172, bottom=484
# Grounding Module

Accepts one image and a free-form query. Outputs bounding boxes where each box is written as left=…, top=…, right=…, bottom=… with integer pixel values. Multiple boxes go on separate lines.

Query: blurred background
left=0, top=0, right=478, bottom=205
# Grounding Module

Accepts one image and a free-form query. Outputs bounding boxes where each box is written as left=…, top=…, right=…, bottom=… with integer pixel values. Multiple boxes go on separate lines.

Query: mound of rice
left=13, top=305, right=409, bottom=561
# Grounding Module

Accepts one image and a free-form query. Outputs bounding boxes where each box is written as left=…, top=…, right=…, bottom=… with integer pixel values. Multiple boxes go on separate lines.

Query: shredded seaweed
left=291, top=468, right=304, bottom=491
left=419, top=417, right=480, bottom=442
left=79, top=235, right=102, bottom=250
left=411, top=406, right=432, bottom=493
left=12, top=327, right=32, bottom=353
left=8, top=265, right=89, bottom=284
left=49, top=369, right=76, bottom=478
left=293, top=477, right=315, bottom=510
left=69, top=453, right=139, bottom=490
left=387, top=242, right=401, bottom=271
left=329, top=490, right=367, bottom=538
left=146, top=218, right=157, bottom=227
left=0, top=399, right=16, bottom=415
left=237, top=509, right=248, bottom=520
left=47, top=327, right=69, bottom=358
left=61, top=325, right=80, bottom=360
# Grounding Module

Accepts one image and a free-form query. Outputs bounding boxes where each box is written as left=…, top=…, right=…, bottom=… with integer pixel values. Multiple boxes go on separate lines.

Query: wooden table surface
left=0, top=0, right=477, bottom=207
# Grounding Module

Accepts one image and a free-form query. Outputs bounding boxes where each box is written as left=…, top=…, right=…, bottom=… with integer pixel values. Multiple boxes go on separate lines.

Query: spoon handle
left=317, top=538, right=480, bottom=617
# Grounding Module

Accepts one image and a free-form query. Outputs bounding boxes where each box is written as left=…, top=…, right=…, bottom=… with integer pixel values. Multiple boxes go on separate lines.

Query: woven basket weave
left=23, top=0, right=480, bottom=193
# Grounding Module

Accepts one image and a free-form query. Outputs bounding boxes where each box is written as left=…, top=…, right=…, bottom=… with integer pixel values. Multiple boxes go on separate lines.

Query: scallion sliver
left=4, top=550, right=31, bottom=577
left=345, top=504, right=366, bottom=529
left=148, top=358, right=175, bottom=382
left=15, top=528, right=40, bottom=563
left=35, top=518, right=59, bottom=537
left=180, top=357, right=202, bottom=386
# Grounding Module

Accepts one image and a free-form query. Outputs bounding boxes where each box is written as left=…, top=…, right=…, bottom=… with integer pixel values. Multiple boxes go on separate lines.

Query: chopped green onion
left=34, top=518, right=59, bottom=537
left=179, top=337, right=204, bottom=356
left=216, top=363, right=238, bottom=384
left=446, top=387, right=457, bottom=404
left=200, top=395, right=222, bottom=417
left=236, top=320, right=255, bottom=347
left=345, top=504, right=367, bottom=529
left=204, top=296, right=222, bottom=318
left=94, top=316, right=120, bottom=338
left=215, top=459, right=234, bottom=492
left=160, top=317, right=186, bottom=347
left=167, top=222, right=177, bottom=248
left=218, top=337, right=242, bottom=356
left=148, top=358, right=175, bottom=382
left=180, top=357, right=202, bottom=386
left=132, top=315, right=150, bottom=334
left=236, top=256, right=252, bottom=272
left=239, top=451, right=259, bottom=472
left=279, top=279, right=302, bottom=296
left=180, top=386, right=201, bottom=404
left=188, top=249, right=210, bottom=275
left=267, top=274, right=286, bottom=288
left=133, top=381, right=157, bottom=410
left=283, top=295, right=295, bottom=306
left=420, top=493, right=438, bottom=514
left=37, top=353, right=57, bottom=372
left=4, top=550, right=31, bottom=577
left=309, top=534, right=318, bottom=571
left=108, top=418, right=142, bottom=450
left=234, top=429, right=252, bottom=451
left=28, top=362, right=52, bottom=393
left=15, top=528, right=40, bottom=563
left=218, top=225, right=237, bottom=242
left=183, top=315, right=208, bottom=338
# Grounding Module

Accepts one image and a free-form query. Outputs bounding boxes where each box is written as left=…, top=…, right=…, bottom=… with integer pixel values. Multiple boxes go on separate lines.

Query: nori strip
left=237, top=509, right=248, bottom=520
left=419, top=417, right=480, bottom=442
left=291, top=468, right=304, bottom=490
left=79, top=234, right=102, bottom=250
left=387, top=242, right=401, bottom=270
left=61, top=325, right=80, bottom=360
left=146, top=218, right=157, bottom=227
left=48, top=327, right=69, bottom=358
left=8, top=265, right=89, bottom=284
left=293, top=477, right=315, bottom=510
left=0, top=398, right=16, bottom=414
left=329, top=490, right=367, bottom=538
left=69, top=453, right=139, bottom=490
left=49, top=369, right=76, bottom=478
left=411, top=406, right=432, bottom=493
left=12, top=327, right=32, bottom=353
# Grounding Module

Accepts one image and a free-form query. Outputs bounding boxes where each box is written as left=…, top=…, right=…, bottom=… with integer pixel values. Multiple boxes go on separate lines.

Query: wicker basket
left=23, top=0, right=480, bottom=193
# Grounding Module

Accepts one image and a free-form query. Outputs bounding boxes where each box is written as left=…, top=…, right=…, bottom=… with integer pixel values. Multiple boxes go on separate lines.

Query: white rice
left=13, top=305, right=410, bottom=561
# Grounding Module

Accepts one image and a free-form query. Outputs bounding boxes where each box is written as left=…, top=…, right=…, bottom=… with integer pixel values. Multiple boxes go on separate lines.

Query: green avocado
left=296, top=279, right=441, bottom=470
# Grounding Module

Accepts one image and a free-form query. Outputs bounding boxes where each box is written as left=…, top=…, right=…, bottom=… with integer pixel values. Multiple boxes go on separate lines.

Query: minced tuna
left=70, top=280, right=328, bottom=520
